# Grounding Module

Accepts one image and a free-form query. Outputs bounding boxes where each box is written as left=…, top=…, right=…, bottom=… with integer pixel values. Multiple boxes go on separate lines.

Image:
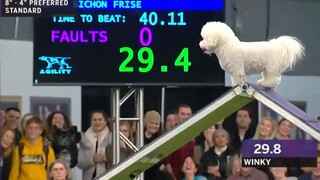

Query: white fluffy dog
left=199, top=21, right=305, bottom=88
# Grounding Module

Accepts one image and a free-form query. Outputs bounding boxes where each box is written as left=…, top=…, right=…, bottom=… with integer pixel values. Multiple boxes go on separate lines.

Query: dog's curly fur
left=199, top=21, right=305, bottom=88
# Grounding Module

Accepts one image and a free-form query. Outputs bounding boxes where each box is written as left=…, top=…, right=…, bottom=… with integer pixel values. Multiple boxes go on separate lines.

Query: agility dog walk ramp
left=97, top=83, right=320, bottom=180
left=245, top=83, right=320, bottom=141
left=97, top=85, right=253, bottom=180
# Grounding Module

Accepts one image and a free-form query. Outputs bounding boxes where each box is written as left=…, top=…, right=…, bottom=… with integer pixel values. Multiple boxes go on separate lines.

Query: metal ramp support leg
left=109, top=88, right=144, bottom=179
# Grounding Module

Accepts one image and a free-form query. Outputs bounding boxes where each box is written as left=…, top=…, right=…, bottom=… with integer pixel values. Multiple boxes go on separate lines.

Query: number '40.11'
left=119, top=47, right=191, bottom=73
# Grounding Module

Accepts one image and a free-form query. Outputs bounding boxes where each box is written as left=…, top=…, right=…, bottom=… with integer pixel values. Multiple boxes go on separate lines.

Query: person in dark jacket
left=45, top=111, right=79, bottom=168
left=1, top=128, right=15, bottom=180
left=143, top=110, right=163, bottom=180
left=230, top=108, right=255, bottom=153
left=201, top=129, right=235, bottom=180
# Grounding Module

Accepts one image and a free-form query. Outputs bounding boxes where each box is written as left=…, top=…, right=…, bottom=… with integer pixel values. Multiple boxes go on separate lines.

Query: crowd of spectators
left=1, top=104, right=319, bottom=180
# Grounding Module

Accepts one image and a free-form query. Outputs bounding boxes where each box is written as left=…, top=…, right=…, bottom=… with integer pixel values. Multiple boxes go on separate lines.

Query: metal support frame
left=160, top=87, right=166, bottom=131
left=110, top=88, right=144, bottom=179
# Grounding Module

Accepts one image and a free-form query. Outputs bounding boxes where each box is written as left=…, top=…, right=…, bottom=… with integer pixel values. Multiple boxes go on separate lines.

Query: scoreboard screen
left=32, top=0, right=225, bottom=86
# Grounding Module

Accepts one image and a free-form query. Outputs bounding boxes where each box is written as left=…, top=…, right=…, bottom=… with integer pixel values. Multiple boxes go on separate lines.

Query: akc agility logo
left=38, top=56, right=72, bottom=75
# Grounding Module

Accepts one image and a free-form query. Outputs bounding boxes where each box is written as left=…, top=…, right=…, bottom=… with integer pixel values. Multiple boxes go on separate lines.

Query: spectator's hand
left=208, top=166, right=221, bottom=177
left=93, top=154, right=106, bottom=163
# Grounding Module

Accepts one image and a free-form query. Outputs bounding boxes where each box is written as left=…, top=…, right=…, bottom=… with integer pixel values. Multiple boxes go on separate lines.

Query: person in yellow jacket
left=9, top=116, right=56, bottom=180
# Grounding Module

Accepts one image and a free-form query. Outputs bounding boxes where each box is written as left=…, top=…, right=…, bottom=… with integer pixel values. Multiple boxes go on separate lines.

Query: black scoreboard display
left=30, top=0, right=225, bottom=86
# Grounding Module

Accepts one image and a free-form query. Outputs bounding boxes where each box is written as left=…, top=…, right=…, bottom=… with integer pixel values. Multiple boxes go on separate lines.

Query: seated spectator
left=270, top=167, right=297, bottom=180
left=48, top=159, right=72, bottom=180
left=182, top=156, right=207, bottom=180
left=201, top=128, right=235, bottom=180
left=143, top=110, right=163, bottom=180
left=253, top=116, right=278, bottom=140
left=226, top=154, right=241, bottom=177
left=1, top=128, right=15, bottom=180
left=253, top=116, right=278, bottom=179
left=227, top=153, right=268, bottom=180
left=230, top=108, right=255, bottom=153
left=9, top=117, right=56, bottom=180
left=165, top=111, right=176, bottom=132
left=276, top=118, right=294, bottom=140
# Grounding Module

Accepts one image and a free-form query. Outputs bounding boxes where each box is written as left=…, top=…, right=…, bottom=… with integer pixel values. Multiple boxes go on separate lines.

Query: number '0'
left=139, top=27, right=152, bottom=46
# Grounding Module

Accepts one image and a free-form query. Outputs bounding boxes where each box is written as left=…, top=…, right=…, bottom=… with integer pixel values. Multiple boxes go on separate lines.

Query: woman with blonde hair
left=253, top=116, right=278, bottom=139
left=1, top=128, right=15, bottom=180
left=48, top=159, right=72, bottom=180
left=201, top=128, right=235, bottom=180
left=143, top=110, right=163, bottom=180
left=253, top=116, right=278, bottom=179
left=106, top=121, right=134, bottom=168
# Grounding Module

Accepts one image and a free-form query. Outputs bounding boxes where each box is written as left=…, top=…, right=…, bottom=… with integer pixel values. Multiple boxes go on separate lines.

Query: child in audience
left=9, top=116, right=55, bottom=180
left=20, top=113, right=34, bottom=133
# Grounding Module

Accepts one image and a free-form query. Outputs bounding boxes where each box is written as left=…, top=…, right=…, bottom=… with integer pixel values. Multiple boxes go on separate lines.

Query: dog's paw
left=257, top=79, right=264, bottom=84
left=257, top=80, right=278, bottom=88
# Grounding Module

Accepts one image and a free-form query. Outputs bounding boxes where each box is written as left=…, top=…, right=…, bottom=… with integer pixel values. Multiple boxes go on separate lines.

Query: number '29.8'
left=253, top=143, right=282, bottom=154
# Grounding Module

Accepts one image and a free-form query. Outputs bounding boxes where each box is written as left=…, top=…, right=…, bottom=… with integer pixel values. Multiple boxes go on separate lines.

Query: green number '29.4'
left=119, top=47, right=191, bottom=73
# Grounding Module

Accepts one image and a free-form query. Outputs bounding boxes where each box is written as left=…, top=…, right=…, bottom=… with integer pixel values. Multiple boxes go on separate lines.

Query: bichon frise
left=199, top=21, right=305, bottom=88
